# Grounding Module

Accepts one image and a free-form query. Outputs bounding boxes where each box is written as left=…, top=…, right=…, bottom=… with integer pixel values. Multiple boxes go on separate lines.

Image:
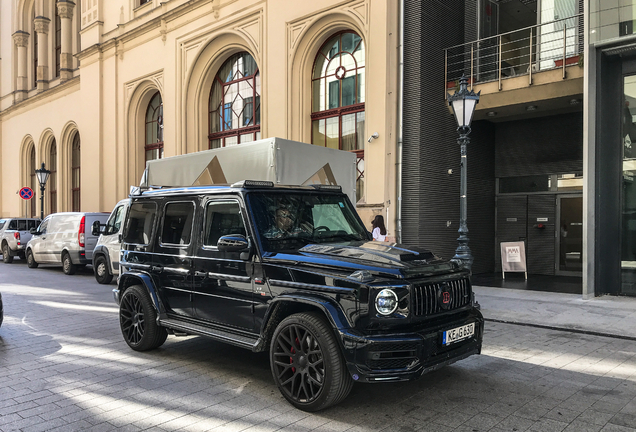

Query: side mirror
left=30, top=227, right=38, bottom=235
left=91, top=220, right=104, bottom=236
left=217, top=235, right=250, bottom=253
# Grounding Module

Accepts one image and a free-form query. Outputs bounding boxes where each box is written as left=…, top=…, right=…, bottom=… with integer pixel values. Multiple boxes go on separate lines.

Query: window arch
left=208, top=52, right=261, bottom=148
left=145, top=91, right=164, bottom=162
left=29, top=146, right=37, bottom=217
left=50, top=140, right=57, bottom=213
left=311, top=32, right=365, bottom=201
left=71, top=133, right=80, bottom=211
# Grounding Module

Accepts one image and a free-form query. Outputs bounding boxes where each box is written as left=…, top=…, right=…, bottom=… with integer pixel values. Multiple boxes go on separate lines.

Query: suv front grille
left=413, top=278, right=471, bottom=316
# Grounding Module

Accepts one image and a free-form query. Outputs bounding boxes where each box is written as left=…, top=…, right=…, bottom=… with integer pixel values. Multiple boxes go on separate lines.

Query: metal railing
left=444, top=14, right=584, bottom=97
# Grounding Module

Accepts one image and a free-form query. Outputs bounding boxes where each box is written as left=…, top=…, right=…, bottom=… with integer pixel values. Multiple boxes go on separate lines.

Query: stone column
left=57, top=0, right=75, bottom=82
left=34, top=16, right=50, bottom=91
left=12, top=31, right=29, bottom=102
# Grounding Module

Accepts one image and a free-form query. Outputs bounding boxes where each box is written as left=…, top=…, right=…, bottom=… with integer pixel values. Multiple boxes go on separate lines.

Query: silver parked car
left=0, top=218, right=41, bottom=263
left=26, top=212, right=109, bottom=274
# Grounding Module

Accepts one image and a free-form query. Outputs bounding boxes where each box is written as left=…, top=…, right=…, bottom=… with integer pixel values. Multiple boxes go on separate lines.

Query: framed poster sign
left=500, top=241, right=527, bottom=280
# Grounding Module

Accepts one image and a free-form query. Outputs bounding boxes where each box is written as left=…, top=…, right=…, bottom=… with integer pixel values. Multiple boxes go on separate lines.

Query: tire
left=94, top=256, right=113, bottom=284
left=2, top=243, right=13, bottom=264
left=62, top=252, right=77, bottom=275
left=270, top=312, right=354, bottom=412
left=26, top=250, right=38, bottom=268
left=119, top=285, right=168, bottom=351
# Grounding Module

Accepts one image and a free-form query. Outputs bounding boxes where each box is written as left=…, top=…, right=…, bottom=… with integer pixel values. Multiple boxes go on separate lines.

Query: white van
left=91, top=199, right=130, bottom=284
left=26, top=212, right=110, bottom=274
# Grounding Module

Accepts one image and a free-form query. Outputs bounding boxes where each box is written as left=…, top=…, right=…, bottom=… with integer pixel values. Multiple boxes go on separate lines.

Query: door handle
left=150, top=265, right=164, bottom=273
left=194, top=271, right=207, bottom=278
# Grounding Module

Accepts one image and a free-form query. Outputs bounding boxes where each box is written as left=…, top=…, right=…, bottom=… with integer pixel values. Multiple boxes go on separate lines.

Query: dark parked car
left=114, top=181, right=483, bottom=411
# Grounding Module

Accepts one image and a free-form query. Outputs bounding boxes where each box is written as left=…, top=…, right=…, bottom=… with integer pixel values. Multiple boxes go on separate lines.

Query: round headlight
left=375, top=289, right=398, bottom=315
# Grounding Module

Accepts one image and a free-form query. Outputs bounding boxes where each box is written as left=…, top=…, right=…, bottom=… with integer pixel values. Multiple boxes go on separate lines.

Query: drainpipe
left=397, top=0, right=404, bottom=243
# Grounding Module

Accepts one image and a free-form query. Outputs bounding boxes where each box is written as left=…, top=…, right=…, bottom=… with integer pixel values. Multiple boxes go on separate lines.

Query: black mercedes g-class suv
left=114, top=181, right=483, bottom=411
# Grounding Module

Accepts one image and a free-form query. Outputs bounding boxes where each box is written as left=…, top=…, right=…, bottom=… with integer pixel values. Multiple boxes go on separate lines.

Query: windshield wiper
left=317, top=233, right=364, bottom=243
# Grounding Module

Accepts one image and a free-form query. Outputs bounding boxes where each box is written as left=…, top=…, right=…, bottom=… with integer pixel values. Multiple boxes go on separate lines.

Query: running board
left=158, top=318, right=260, bottom=350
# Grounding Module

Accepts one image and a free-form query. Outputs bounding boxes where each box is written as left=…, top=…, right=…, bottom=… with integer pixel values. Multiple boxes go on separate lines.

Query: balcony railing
left=444, top=14, right=584, bottom=97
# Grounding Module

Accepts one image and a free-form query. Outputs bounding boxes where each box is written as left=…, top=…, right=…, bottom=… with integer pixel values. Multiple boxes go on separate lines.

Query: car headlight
left=375, top=289, right=398, bottom=315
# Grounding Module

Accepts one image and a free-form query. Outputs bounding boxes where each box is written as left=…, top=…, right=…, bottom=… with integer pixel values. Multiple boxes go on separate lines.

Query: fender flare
left=262, top=293, right=353, bottom=332
left=118, top=271, right=164, bottom=314
left=92, top=245, right=113, bottom=274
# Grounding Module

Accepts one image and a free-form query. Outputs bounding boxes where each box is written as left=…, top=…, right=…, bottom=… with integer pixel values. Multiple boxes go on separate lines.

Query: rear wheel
left=2, top=243, right=13, bottom=263
left=26, top=250, right=38, bottom=268
left=94, top=256, right=113, bottom=284
left=270, top=312, right=353, bottom=411
left=62, top=252, right=76, bottom=275
left=119, top=285, right=167, bottom=351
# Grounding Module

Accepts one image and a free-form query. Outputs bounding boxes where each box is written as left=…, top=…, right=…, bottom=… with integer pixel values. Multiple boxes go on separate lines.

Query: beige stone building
left=0, top=0, right=399, bottom=235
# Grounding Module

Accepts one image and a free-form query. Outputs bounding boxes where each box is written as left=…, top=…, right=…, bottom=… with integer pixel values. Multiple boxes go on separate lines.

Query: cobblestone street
left=1, top=261, right=635, bottom=432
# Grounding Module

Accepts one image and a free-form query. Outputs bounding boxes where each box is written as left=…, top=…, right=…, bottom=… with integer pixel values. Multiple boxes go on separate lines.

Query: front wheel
left=2, top=243, right=13, bottom=263
left=26, top=250, right=38, bottom=268
left=62, top=252, right=76, bottom=275
left=270, top=312, right=353, bottom=412
left=94, top=256, right=113, bottom=284
left=119, top=285, right=167, bottom=351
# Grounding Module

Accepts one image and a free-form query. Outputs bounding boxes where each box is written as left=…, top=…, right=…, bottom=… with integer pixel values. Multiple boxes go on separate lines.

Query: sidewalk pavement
left=473, top=285, right=636, bottom=340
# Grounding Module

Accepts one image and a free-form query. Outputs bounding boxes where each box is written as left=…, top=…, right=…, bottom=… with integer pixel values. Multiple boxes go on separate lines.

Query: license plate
left=442, top=323, right=475, bottom=346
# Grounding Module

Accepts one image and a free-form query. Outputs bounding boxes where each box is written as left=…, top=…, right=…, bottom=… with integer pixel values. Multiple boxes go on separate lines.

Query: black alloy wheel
left=26, top=250, right=38, bottom=268
left=2, top=243, right=13, bottom=263
left=270, top=312, right=353, bottom=411
left=62, top=253, right=76, bottom=275
left=94, top=256, right=113, bottom=284
left=119, top=285, right=167, bottom=351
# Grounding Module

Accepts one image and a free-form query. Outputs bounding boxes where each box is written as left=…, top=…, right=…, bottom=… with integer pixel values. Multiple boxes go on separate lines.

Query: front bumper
left=340, top=309, right=484, bottom=383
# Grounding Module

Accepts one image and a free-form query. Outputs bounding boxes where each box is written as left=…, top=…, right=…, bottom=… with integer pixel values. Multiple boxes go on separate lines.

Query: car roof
left=133, top=184, right=343, bottom=198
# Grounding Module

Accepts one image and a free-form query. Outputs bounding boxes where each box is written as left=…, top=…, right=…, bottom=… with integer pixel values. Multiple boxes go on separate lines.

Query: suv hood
left=262, top=241, right=465, bottom=280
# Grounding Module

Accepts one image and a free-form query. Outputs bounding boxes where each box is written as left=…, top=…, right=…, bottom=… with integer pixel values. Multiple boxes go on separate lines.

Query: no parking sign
left=19, top=187, right=34, bottom=200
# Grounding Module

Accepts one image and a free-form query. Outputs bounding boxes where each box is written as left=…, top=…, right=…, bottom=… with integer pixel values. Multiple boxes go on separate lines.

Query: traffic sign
left=19, top=187, right=34, bottom=200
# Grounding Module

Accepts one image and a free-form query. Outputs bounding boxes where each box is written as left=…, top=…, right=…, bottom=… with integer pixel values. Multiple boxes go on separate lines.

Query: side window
left=160, top=202, right=195, bottom=246
left=106, top=205, right=124, bottom=235
left=27, top=220, right=39, bottom=230
left=17, top=220, right=27, bottom=231
left=8, top=220, right=17, bottom=230
left=203, top=201, right=246, bottom=247
left=123, top=201, right=157, bottom=245
left=38, top=219, right=49, bottom=234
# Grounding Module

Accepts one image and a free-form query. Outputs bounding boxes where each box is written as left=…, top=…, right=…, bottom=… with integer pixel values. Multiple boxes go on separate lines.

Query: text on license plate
left=442, top=323, right=475, bottom=346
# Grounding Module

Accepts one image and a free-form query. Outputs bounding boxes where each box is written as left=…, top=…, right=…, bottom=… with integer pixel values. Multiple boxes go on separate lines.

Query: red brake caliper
left=290, top=337, right=299, bottom=373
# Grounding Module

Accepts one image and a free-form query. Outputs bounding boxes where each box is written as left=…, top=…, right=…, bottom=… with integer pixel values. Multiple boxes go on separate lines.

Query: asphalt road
left=0, top=258, right=635, bottom=432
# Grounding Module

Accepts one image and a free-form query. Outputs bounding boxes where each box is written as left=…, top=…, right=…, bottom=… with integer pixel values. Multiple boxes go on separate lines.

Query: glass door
left=556, top=195, right=583, bottom=275
left=622, top=75, right=636, bottom=295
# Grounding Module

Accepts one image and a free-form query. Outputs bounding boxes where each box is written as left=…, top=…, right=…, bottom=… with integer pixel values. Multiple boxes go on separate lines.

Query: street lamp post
left=35, top=162, right=51, bottom=220
left=448, top=75, right=480, bottom=270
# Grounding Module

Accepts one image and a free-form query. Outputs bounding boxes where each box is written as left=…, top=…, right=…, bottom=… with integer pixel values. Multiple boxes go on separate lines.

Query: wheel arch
left=118, top=272, right=164, bottom=314
left=92, top=245, right=112, bottom=271
left=258, top=294, right=351, bottom=353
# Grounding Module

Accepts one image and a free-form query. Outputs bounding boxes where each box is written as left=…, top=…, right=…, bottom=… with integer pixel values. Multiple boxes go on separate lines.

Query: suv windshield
left=248, top=192, right=368, bottom=251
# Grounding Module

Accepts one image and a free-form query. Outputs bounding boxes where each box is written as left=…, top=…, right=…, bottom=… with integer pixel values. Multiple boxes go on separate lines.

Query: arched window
left=55, top=6, right=61, bottom=77
left=311, top=32, right=365, bottom=201
left=208, top=52, right=261, bottom=148
left=30, top=147, right=37, bottom=217
left=145, top=92, right=164, bottom=162
left=71, top=133, right=80, bottom=211
left=50, top=140, right=57, bottom=214
left=33, top=8, right=38, bottom=89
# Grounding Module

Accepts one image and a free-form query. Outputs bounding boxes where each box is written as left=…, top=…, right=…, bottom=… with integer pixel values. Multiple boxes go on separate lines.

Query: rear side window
left=204, top=201, right=246, bottom=247
left=27, top=220, right=39, bottom=230
left=160, top=202, right=195, bottom=246
left=124, top=201, right=157, bottom=245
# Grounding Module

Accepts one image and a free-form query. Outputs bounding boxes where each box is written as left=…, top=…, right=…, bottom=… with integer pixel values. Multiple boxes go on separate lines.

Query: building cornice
left=0, top=77, right=80, bottom=120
